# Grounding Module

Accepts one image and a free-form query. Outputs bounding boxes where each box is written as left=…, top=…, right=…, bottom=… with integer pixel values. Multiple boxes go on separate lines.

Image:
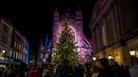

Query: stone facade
left=11, top=30, right=27, bottom=63
left=0, top=17, right=13, bottom=61
left=89, top=0, right=138, bottom=66
left=0, top=17, right=29, bottom=64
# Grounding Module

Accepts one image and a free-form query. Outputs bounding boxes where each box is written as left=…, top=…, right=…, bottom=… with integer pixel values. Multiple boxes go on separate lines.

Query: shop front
left=93, top=45, right=132, bottom=66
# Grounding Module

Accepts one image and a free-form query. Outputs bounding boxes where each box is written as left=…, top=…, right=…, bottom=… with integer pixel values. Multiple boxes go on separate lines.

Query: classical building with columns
left=89, top=0, right=138, bottom=66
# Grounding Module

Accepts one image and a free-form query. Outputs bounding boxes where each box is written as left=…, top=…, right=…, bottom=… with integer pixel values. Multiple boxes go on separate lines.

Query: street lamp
left=93, top=56, right=96, bottom=61
left=2, top=50, right=6, bottom=54
left=108, top=55, right=112, bottom=59
left=130, top=48, right=135, bottom=56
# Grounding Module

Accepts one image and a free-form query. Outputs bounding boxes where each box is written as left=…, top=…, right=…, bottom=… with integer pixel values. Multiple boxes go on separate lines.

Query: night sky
left=1, top=0, right=96, bottom=53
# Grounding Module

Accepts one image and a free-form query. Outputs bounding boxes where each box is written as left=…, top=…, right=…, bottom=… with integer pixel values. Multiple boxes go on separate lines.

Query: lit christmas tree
left=53, top=19, right=78, bottom=70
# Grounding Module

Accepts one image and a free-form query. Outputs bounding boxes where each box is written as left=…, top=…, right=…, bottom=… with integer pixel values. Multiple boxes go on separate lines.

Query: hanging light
left=108, top=55, right=112, bottom=59
left=93, top=56, right=96, bottom=61
left=2, top=50, right=6, bottom=53
left=130, top=48, right=135, bottom=56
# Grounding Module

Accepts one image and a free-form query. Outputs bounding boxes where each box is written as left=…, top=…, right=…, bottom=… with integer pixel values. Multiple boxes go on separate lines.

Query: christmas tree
left=53, top=19, right=78, bottom=70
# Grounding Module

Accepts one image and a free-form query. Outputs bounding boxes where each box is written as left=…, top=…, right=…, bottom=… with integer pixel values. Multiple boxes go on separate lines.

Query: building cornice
left=0, top=18, right=13, bottom=29
left=89, top=0, right=114, bottom=30
left=14, top=30, right=25, bottom=42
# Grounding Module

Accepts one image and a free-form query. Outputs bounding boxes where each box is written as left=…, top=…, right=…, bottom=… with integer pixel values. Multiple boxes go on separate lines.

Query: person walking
left=98, top=58, right=113, bottom=77
left=129, top=57, right=138, bottom=77
left=55, top=59, right=72, bottom=77
left=110, top=59, right=124, bottom=77
left=3, top=64, right=17, bottom=77
left=91, top=65, right=99, bottom=77
left=42, top=64, right=51, bottom=77
left=19, top=62, right=27, bottom=77
left=27, top=64, right=40, bottom=77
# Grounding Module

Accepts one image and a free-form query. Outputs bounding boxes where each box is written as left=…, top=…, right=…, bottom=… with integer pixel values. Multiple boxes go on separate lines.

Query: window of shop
left=19, top=43, right=21, bottom=51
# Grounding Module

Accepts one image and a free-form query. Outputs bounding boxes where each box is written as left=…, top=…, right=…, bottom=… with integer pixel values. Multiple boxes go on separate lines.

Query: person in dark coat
left=73, top=64, right=85, bottom=77
left=27, top=64, right=40, bottom=77
left=122, top=65, right=131, bottom=77
left=110, top=59, right=124, bottom=77
left=129, top=57, right=138, bottom=77
left=98, top=58, right=113, bottom=77
left=4, top=64, right=17, bottom=77
left=55, top=59, right=72, bottom=77
left=19, top=62, right=27, bottom=77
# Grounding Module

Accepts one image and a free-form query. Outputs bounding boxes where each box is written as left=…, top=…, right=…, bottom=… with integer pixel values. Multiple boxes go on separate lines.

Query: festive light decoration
left=39, top=34, right=53, bottom=64
left=24, top=39, right=29, bottom=64
left=53, top=19, right=78, bottom=70
left=52, top=10, right=93, bottom=64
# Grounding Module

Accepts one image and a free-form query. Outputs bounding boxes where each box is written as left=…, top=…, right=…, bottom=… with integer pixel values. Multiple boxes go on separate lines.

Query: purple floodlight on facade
left=52, top=8, right=92, bottom=64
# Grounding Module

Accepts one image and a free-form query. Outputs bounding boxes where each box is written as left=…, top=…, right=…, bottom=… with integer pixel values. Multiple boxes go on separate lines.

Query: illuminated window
left=9, top=51, right=12, bottom=57
left=16, top=52, right=18, bottom=59
left=19, top=44, right=21, bottom=50
left=18, top=53, right=20, bottom=59
left=16, top=43, right=19, bottom=50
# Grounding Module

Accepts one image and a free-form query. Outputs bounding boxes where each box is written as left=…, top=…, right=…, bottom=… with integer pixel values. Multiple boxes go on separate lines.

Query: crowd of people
left=90, top=57, right=138, bottom=77
left=0, top=62, right=27, bottom=77
left=0, top=57, right=138, bottom=77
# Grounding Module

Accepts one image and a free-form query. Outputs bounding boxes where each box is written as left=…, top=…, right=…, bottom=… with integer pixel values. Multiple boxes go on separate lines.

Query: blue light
left=25, top=39, right=30, bottom=65
left=48, top=40, right=52, bottom=48
left=44, top=34, right=52, bottom=48
left=40, top=34, right=53, bottom=64
left=44, top=34, right=49, bottom=47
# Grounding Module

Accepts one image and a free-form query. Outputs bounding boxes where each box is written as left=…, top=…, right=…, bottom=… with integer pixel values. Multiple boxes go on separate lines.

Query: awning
left=0, top=61, right=20, bottom=65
